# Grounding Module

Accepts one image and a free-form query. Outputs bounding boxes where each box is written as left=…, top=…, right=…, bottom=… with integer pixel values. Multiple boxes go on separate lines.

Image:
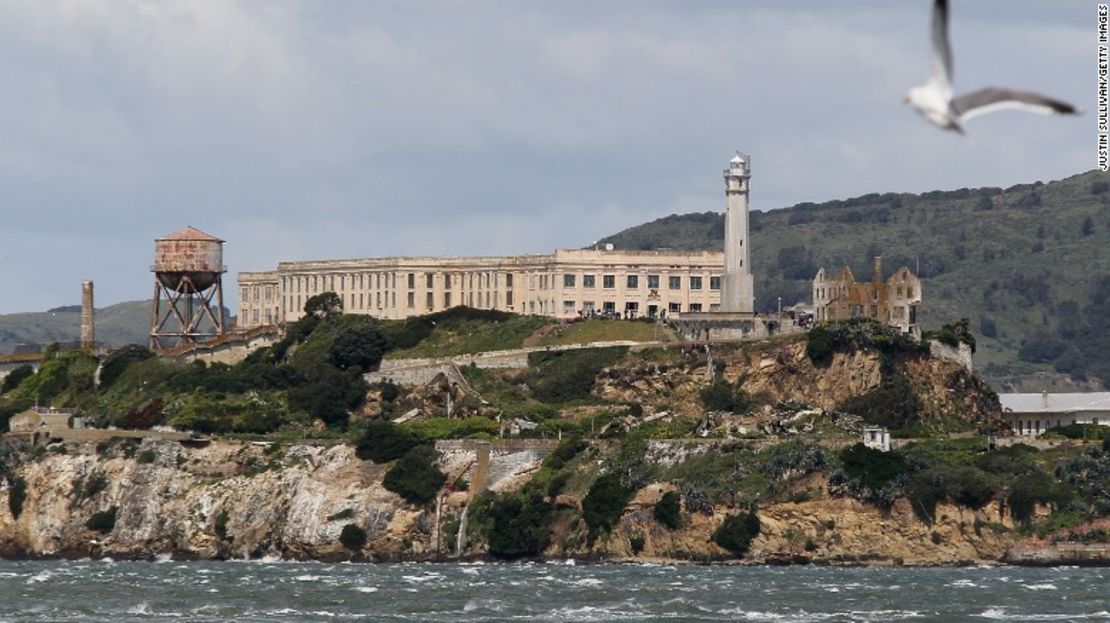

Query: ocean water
left=0, top=559, right=1107, bottom=622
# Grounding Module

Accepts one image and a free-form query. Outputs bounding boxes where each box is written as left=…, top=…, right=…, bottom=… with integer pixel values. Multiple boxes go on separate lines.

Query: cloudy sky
left=0, top=1, right=1095, bottom=313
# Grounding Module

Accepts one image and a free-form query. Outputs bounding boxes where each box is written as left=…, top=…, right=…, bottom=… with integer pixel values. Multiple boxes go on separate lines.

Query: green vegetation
left=535, top=319, right=673, bottom=347
left=0, top=366, right=34, bottom=395
left=527, top=346, right=628, bottom=403
left=214, top=509, right=230, bottom=540
left=339, top=523, right=368, bottom=551
left=85, top=507, right=117, bottom=534
left=8, top=476, right=26, bottom=519
left=597, top=170, right=1110, bottom=389
left=654, top=491, right=683, bottom=530
left=384, top=308, right=550, bottom=359
left=1045, top=423, right=1110, bottom=441
left=136, top=450, right=156, bottom=465
left=354, top=421, right=422, bottom=463
left=713, top=510, right=761, bottom=556
left=581, top=472, right=635, bottom=542
left=327, top=508, right=355, bottom=522
left=473, top=490, right=555, bottom=559
left=381, top=445, right=446, bottom=505
left=700, top=378, right=752, bottom=413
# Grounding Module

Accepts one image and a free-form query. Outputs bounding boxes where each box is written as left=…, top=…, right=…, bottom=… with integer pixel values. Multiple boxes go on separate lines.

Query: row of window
left=560, top=301, right=708, bottom=314
left=562, top=274, right=720, bottom=290
left=1014, top=417, right=1099, bottom=435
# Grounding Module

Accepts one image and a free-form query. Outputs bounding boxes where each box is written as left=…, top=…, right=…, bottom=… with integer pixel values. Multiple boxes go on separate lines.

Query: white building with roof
left=999, top=392, right=1110, bottom=436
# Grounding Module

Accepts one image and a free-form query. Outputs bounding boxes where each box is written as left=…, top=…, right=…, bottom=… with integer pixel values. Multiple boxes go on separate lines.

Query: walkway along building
left=237, top=248, right=725, bottom=327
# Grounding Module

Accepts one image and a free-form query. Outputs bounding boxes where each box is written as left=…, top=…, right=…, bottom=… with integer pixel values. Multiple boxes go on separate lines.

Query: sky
left=0, top=1, right=1097, bottom=313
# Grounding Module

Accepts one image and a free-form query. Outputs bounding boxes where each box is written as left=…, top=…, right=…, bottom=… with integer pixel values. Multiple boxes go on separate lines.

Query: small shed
left=863, top=426, right=891, bottom=452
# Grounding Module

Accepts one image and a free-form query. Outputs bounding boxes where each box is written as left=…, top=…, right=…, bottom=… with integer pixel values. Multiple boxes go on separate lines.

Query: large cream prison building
left=236, top=248, right=726, bottom=327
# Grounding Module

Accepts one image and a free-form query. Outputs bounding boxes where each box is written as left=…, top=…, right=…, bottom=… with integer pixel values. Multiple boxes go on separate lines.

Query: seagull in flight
left=905, top=0, right=1079, bottom=133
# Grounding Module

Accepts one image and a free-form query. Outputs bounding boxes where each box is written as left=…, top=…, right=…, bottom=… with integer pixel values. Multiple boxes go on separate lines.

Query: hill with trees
left=597, top=170, right=1110, bottom=391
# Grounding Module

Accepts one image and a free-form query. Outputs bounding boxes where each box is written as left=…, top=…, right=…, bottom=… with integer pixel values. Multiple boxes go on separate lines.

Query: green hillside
left=0, top=300, right=152, bottom=354
left=598, top=170, right=1110, bottom=391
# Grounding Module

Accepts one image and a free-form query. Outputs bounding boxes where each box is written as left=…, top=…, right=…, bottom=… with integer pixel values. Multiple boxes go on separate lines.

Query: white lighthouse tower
left=721, top=152, right=754, bottom=313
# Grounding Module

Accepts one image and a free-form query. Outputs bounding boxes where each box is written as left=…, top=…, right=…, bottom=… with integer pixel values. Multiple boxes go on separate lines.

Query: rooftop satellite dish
left=604, top=243, right=614, bottom=251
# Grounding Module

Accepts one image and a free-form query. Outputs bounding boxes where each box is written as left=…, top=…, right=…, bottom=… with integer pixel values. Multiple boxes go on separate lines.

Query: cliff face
left=0, top=340, right=1054, bottom=566
left=576, top=481, right=1016, bottom=566
left=594, top=339, right=1001, bottom=426
left=0, top=437, right=1078, bottom=566
left=0, top=441, right=426, bottom=561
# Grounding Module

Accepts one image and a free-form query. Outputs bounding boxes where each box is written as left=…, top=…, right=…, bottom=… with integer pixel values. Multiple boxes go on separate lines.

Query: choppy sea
left=0, top=559, right=1107, bottom=622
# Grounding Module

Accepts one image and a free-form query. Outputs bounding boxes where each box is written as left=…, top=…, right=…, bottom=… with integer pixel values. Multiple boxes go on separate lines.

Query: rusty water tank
left=152, top=226, right=225, bottom=292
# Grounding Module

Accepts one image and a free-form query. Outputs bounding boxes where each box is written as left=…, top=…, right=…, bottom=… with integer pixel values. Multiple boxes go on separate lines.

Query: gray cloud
left=0, top=1, right=1093, bottom=312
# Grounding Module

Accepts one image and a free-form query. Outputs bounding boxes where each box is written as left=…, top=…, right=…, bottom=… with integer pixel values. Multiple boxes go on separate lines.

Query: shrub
left=545, top=437, right=587, bottom=472
left=479, top=491, right=554, bottom=560
left=629, top=533, right=645, bottom=554
left=0, top=365, right=34, bottom=395
left=136, top=450, right=157, bottom=465
left=700, top=380, right=751, bottom=413
left=328, top=320, right=387, bottom=372
left=527, top=347, right=627, bottom=403
left=354, top=420, right=422, bottom=463
left=1045, top=423, right=1110, bottom=441
left=86, top=507, right=117, bottom=534
left=930, top=318, right=976, bottom=353
left=654, top=491, right=682, bottom=530
left=838, top=443, right=910, bottom=492
left=1008, top=474, right=1070, bottom=524
left=582, top=472, right=635, bottom=541
left=8, top=477, right=26, bottom=519
left=80, top=474, right=109, bottom=501
left=99, top=345, right=156, bottom=388
left=327, top=508, right=355, bottom=521
left=713, top=511, right=761, bottom=556
left=382, top=445, right=446, bottom=505
left=339, top=523, right=367, bottom=551
left=214, top=509, right=229, bottom=541
left=805, top=325, right=834, bottom=364
left=838, top=368, right=921, bottom=430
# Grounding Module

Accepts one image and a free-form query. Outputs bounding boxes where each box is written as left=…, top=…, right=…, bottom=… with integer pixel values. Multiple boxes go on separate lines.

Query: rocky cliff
left=0, top=337, right=1096, bottom=566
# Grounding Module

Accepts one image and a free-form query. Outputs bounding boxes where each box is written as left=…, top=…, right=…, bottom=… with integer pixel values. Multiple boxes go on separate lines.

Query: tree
left=654, top=491, right=683, bottom=530
left=354, top=420, right=422, bottom=463
left=339, top=524, right=367, bottom=551
left=382, top=445, right=446, bottom=505
left=329, top=322, right=387, bottom=372
left=99, top=345, right=155, bottom=388
left=304, top=291, right=343, bottom=317
left=582, top=472, right=635, bottom=541
left=1081, top=215, right=1095, bottom=236
left=713, top=511, right=761, bottom=556
left=0, top=366, right=33, bottom=394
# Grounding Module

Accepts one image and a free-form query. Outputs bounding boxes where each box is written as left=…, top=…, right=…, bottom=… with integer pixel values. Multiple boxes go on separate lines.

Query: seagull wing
left=928, top=0, right=954, bottom=95
left=952, top=87, right=1080, bottom=122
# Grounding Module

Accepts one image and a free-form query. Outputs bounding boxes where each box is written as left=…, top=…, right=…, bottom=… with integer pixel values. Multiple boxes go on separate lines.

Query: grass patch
left=535, top=320, right=674, bottom=347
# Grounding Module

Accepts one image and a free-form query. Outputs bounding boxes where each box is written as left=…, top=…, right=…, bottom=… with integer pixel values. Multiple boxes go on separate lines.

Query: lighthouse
left=721, top=152, right=754, bottom=313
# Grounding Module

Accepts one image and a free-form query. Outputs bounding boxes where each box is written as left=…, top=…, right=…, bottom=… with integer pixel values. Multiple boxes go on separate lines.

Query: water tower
left=150, top=226, right=227, bottom=350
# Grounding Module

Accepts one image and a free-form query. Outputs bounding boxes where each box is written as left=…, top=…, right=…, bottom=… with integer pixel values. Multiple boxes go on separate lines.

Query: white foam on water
left=25, top=570, right=53, bottom=584
left=154, top=553, right=174, bottom=563
left=294, top=574, right=324, bottom=582
left=949, top=579, right=980, bottom=588
left=126, top=603, right=150, bottom=615
left=1023, top=583, right=1058, bottom=591
left=572, top=577, right=603, bottom=587
left=353, top=586, right=378, bottom=593
left=463, top=598, right=507, bottom=612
